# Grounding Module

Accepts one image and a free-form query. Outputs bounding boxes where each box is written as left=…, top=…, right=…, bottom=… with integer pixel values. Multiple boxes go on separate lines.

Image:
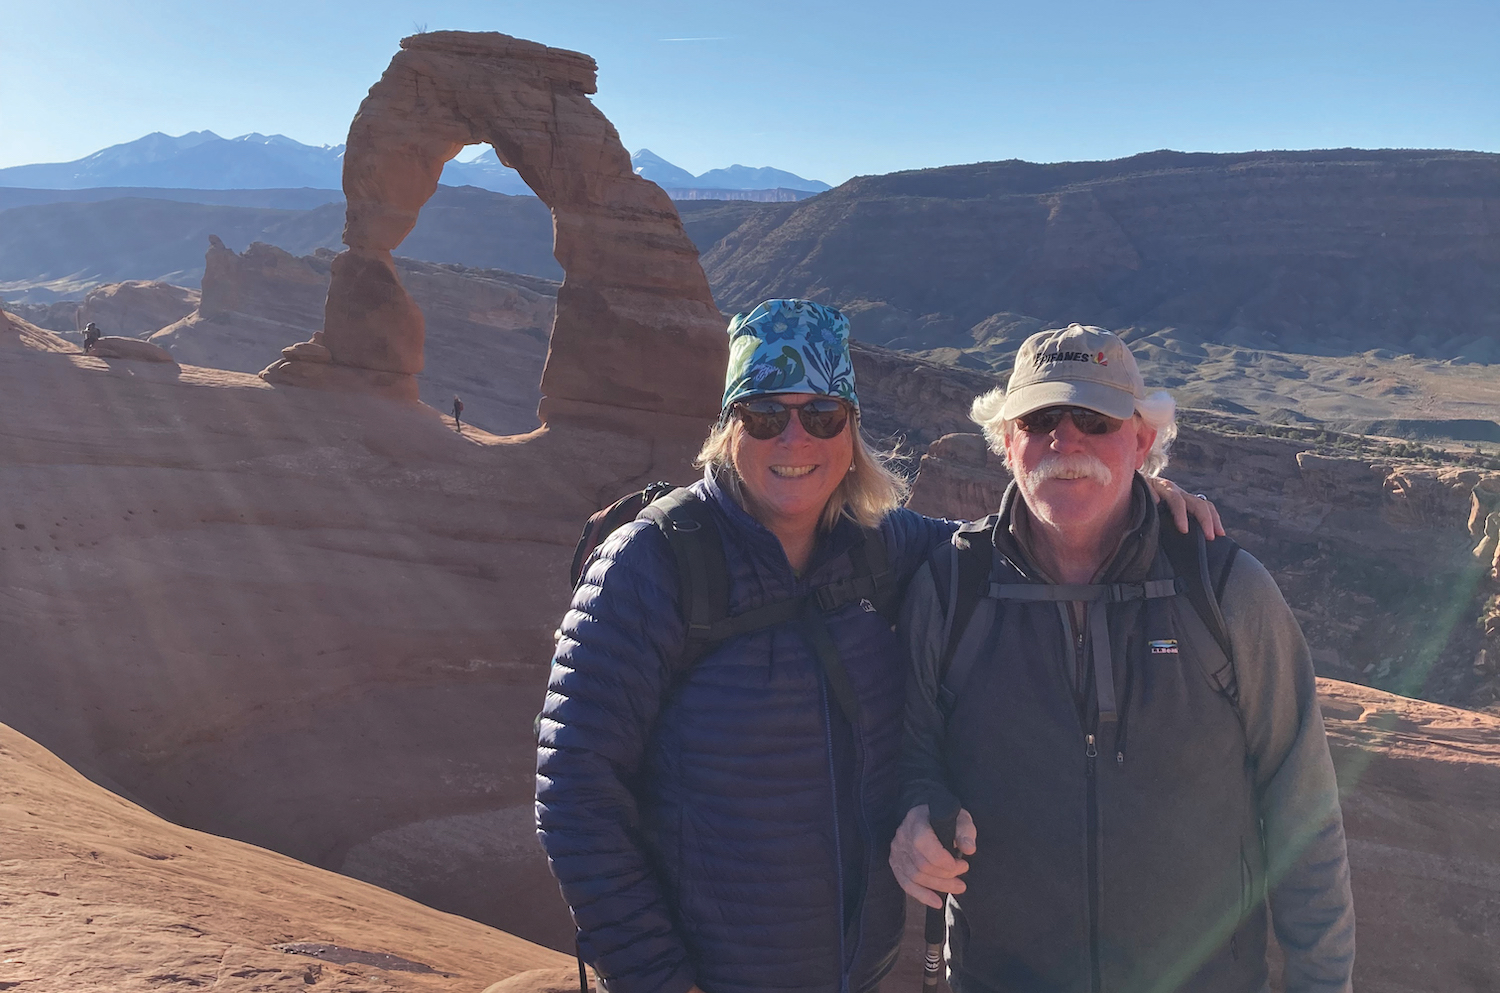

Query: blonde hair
left=696, top=413, right=909, bottom=530
left=969, top=387, right=1178, bottom=476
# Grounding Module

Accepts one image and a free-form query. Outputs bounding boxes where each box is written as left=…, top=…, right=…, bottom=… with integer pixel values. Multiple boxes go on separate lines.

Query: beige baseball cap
left=1000, top=324, right=1145, bottom=421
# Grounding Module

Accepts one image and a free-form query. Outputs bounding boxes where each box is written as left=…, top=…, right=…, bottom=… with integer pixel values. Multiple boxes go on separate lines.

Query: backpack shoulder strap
left=569, top=480, right=676, bottom=587
left=934, top=518, right=1001, bottom=713
left=639, top=488, right=728, bottom=673
left=809, top=524, right=896, bottom=621
left=1156, top=506, right=1241, bottom=702
left=941, top=519, right=998, bottom=674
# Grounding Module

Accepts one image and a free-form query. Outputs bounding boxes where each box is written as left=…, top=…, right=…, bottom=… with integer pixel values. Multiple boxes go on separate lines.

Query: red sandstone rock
left=200, top=236, right=329, bottom=326
left=76, top=279, right=199, bottom=337
left=282, top=339, right=333, bottom=362
left=0, top=719, right=568, bottom=991
left=159, top=240, right=558, bottom=434
left=904, top=431, right=1011, bottom=520
left=89, top=335, right=177, bottom=363
left=266, top=31, right=726, bottom=424
left=0, top=305, right=710, bottom=955
left=483, top=968, right=595, bottom=993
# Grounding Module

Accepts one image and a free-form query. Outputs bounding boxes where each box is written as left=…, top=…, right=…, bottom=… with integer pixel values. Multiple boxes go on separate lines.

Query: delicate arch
left=263, top=31, right=726, bottom=426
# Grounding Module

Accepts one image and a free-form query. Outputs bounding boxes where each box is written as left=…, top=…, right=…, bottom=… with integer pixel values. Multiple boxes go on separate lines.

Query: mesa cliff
left=702, top=149, right=1500, bottom=363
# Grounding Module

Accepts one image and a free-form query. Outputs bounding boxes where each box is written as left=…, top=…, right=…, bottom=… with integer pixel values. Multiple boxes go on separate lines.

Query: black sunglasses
left=1016, top=405, right=1126, bottom=436
left=731, top=397, right=852, bottom=441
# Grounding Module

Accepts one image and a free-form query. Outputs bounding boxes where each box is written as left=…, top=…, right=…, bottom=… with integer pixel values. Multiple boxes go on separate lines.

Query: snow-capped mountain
left=632, top=149, right=829, bottom=192
left=0, top=133, right=830, bottom=197
left=0, top=132, right=347, bottom=190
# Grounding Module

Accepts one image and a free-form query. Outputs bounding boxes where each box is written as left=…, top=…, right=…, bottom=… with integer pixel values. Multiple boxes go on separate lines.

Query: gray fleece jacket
left=900, top=481, right=1355, bottom=993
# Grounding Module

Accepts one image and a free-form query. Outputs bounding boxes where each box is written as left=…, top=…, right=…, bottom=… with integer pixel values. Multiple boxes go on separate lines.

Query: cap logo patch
left=1034, top=350, right=1108, bottom=368
left=1149, top=639, right=1179, bottom=655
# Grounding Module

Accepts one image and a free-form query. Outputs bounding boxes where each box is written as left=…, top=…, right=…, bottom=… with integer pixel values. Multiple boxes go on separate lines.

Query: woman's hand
left=1146, top=476, right=1225, bottom=538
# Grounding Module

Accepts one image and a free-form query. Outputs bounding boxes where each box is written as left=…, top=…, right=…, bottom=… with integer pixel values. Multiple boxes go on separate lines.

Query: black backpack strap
left=1157, top=507, right=1241, bottom=703
left=633, top=505, right=888, bottom=728
left=639, top=488, right=728, bottom=673
left=935, top=519, right=1000, bottom=714
left=811, top=526, right=895, bottom=620
left=799, top=598, right=864, bottom=727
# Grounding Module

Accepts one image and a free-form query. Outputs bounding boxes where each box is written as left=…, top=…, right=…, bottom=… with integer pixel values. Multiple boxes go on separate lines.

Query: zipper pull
left=1116, top=751, right=1125, bottom=765
left=1085, top=733, right=1097, bottom=758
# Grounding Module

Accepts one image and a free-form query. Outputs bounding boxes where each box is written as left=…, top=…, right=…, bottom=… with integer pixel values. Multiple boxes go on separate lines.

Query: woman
left=535, top=300, right=1217, bottom=993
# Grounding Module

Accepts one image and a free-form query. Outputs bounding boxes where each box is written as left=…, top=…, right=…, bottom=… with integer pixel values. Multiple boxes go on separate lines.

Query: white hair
left=970, top=388, right=1178, bottom=476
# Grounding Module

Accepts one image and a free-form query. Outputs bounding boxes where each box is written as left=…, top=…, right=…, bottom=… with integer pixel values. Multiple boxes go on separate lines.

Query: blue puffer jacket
left=537, top=471, right=954, bottom=993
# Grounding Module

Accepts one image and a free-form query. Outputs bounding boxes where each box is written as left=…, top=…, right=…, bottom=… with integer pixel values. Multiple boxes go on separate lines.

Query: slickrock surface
left=0, top=719, right=569, bottom=992
left=88, top=335, right=177, bottom=363
left=76, top=279, right=199, bottom=338
left=155, top=239, right=556, bottom=434
left=265, top=31, right=726, bottom=423
left=1, top=313, right=712, bottom=952
left=1316, top=680, right=1500, bottom=993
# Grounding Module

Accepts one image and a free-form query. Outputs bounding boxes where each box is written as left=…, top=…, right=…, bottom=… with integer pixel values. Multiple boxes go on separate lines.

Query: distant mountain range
left=0, top=185, right=763, bottom=302
left=629, top=149, right=830, bottom=193
left=0, top=132, right=830, bottom=198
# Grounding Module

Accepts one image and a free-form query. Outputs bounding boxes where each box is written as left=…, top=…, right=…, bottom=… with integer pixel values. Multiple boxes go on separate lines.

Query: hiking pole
left=922, top=794, right=963, bottom=989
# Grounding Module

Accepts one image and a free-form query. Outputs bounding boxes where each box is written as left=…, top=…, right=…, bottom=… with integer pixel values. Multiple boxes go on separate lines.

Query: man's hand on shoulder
left=889, top=803, right=977, bottom=909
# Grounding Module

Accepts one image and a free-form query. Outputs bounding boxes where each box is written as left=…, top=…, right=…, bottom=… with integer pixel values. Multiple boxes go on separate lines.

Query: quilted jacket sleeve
left=535, top=521, right=696, bottom=993
left=882, top=508, right=961, bottom=592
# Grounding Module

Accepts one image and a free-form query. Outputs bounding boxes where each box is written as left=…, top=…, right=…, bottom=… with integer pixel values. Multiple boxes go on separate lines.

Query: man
left=82, top=322, right=101, bottom=353
left=452, top=395, right=464, bottom=431
left=890, top=324, right=1355, bottom=993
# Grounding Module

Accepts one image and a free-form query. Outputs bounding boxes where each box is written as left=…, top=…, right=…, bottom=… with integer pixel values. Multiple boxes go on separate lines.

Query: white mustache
left=1026, top=452, right=1114, bottom=486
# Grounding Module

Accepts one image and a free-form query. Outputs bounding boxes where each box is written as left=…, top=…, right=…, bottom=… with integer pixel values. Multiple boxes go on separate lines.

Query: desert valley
left=3, top=28, right=1499, bottom=993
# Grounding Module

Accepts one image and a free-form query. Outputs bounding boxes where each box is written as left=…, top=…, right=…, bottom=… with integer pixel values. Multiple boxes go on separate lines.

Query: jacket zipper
left=1086, top=730, right=1101, bottom=993
left=1073, top=614, right=1102, bottom=993
left=822, top=675, right=850, bottom=993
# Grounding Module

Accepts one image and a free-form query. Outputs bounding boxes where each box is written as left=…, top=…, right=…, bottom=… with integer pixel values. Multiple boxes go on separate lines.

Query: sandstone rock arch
left=262, top=31, right=726, bottom=427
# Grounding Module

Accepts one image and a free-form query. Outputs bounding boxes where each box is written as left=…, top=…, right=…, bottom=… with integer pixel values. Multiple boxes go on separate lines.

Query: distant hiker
left=890, top=325, right=1355, bottom=993
left=452, top=395, right=464, bottom=431
left=82, top=322, right=101, bottom=353
left=535, top=304, right=1221, bottom=993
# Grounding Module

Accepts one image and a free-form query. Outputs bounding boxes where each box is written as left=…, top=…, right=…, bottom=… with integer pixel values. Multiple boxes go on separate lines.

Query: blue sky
left=1, top=0, right=1495, bottom=182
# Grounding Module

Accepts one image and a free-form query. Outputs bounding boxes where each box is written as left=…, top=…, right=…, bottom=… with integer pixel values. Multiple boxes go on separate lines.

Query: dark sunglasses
left=1016, top=405, right=1126, bottom=436
left=731, top=397, right=852, bottom=441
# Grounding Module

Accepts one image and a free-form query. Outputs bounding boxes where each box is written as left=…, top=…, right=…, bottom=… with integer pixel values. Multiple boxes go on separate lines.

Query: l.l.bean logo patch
left=1149, top=639, right=1179, bottom=655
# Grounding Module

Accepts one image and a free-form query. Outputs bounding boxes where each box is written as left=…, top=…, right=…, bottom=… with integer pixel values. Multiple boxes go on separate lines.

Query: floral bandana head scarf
left=720, top=299, right=859, bottom=414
